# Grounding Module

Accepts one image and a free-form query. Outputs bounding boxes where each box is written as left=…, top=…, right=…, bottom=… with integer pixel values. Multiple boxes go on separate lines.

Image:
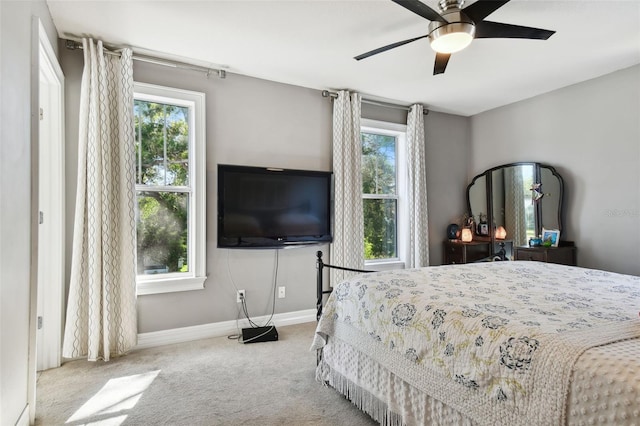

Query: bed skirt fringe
left=315, top=337, right=479, bottom=426
left=317, top=357, right=404, bottom=426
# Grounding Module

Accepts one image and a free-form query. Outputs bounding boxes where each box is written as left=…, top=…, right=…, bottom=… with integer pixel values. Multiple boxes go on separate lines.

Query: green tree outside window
left=362, top=132, right=397, bottom=260
left=135, top=100, right=190, bottom=274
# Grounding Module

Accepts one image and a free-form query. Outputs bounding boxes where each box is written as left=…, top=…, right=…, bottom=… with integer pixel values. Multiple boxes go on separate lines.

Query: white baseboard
left=135, top=308, right=316, bottom=350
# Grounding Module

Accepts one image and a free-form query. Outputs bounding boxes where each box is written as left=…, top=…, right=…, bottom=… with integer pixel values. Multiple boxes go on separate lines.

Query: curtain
left=505, top=167, right=527, bottom=247
left=62, top=39, right=137, bottom=361
left=406, top=104, right=430, bottom=268
left=330, top=91, right=364, bottom=285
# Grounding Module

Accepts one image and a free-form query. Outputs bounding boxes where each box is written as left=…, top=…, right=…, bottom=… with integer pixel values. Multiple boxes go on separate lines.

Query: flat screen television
left=217, top=164, right=333, bottom=248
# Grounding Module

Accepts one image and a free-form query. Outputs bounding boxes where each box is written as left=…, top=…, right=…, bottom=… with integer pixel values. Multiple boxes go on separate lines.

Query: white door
left=36, top=23, right=65, bottom=372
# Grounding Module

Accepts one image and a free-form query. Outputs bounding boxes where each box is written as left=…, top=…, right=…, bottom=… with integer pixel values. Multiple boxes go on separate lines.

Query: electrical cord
left=239, top=249, right=279, bottom=329
left=260, top=249, right=279, bottom=327
left=241, top=296, right=263, bottom=328
left=226, top=249, right=280, bottom=342
left=227, top=299, right=243, bottom=341
left=226, top=250, right=245, bottom=340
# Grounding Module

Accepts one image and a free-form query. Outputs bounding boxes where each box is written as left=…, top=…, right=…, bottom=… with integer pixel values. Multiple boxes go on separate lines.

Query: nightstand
left=443, top=240, right=491, bottom=264
left=513, top=244, right=577, bottom=266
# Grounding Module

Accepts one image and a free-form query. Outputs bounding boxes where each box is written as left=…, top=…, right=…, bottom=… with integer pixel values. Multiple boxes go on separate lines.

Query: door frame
left=29, top=16, right=66, bottom=423
left=35, top=17, right=65, bottom=372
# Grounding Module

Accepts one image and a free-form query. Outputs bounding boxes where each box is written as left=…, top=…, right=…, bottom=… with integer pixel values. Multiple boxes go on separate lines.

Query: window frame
left=361, top=118, right=407, bottom=270
left=133, top=82, right=207, bottom=295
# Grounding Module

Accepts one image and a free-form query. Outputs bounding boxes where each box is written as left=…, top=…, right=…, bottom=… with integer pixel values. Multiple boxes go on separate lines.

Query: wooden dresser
left=513, top=244, right=577, bottom=266
left=443, top=240, right=491, bottom=264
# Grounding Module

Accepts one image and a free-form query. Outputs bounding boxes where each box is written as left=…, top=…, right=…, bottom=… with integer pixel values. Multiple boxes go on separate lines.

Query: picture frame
left=542, top=228, right=560, bottom=247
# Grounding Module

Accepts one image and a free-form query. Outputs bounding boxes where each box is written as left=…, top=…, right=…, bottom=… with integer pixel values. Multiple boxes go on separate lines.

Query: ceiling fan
left=355, top=0, right=555, bottom=75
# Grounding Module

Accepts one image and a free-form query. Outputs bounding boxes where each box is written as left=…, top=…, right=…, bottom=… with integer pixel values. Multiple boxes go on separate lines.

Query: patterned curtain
left=63, top=39, right=137, bottom=361
left=505, top=167, right=527, bottom=247
left=330, top=91, right=364, bottom=285
left=406, top=104, right=429, bottom=268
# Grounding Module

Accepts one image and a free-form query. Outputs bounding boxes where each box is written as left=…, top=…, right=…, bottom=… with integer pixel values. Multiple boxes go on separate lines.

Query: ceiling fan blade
left=462, top=0, right=510, bottom=22
left=391, top=0, right=447, bottom=23
left=433, top=52, right=451, bottom=75
left=355, top=34, right=429, bottom=60
left=475, top=20, right=555, bottom=40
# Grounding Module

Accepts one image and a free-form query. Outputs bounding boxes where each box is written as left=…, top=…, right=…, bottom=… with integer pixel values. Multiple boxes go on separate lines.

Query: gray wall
left=470, top=65, right=640, bottom=275
left=61, top=52, right=469, bottom=333
left=424, top=111, right=471, bottom=264
left=0, top=1, right=59, bottom=424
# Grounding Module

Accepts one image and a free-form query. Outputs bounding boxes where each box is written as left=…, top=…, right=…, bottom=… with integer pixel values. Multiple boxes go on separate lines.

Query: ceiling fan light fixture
left=355, top=0, right=554, bottom=76
left=429, top=21, right=475, bottom=54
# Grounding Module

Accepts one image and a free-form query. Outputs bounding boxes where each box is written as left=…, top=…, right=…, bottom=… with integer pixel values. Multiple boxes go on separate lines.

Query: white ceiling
left=47, top=0, right=640, bottom=116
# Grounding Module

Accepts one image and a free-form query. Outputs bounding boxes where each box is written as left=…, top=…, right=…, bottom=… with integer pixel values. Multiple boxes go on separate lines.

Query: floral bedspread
left=312, top=261, right=640, bottom=425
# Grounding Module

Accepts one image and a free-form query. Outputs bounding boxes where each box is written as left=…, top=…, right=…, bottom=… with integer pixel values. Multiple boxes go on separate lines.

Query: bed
left=312, top=252, right=640, bottom=425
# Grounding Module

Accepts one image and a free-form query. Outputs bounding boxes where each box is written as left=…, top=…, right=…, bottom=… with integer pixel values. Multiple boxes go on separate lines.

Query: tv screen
left=217, top=164, right=333, bottom=248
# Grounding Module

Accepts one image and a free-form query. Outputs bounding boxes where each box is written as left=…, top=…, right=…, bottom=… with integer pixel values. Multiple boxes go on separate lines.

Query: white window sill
left=137, top=275, right=207, bottom=296
left=364, top=260, right=405, bottom=271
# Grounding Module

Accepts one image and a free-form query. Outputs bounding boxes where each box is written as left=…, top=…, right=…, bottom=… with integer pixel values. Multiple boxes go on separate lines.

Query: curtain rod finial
left=65, top=39, right=80, bottom=50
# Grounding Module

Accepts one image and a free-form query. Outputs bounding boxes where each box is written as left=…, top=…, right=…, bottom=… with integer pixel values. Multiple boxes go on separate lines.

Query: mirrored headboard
left=466, top=162, right=564, bottom=247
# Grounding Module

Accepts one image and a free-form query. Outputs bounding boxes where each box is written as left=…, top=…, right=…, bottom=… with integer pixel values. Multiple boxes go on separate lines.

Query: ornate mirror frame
left=466, top=162, right=564, bottom=253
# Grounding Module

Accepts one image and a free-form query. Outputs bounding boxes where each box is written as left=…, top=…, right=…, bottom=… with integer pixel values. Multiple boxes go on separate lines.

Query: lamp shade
left=429, top=21, right=475, bottom=54
left=461, top=228, right=473, bottom=242
left=495, top=226, right=507, bottom=240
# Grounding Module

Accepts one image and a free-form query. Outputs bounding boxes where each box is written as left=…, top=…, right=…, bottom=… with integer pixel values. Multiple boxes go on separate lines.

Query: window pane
left=134, top=100, right=189, bottom=186
left=361, top=132, right=396, bottom=195
left=363, top=198, right=397, bottom=260
left=134, top=101, right=163, bottom=185
left=165, top=106, right=189, bottom=186
left=521, top=166, right=537, bottom=240
left=136, top=191, right=189, bottom=275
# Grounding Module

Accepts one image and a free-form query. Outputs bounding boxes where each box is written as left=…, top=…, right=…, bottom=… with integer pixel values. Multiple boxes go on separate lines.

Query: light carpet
left=35, top=321, right=377, bottom=426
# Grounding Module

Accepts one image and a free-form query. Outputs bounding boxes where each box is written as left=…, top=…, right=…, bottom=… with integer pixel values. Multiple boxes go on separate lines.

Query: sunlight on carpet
left=66, top=370, right=160, bottom=425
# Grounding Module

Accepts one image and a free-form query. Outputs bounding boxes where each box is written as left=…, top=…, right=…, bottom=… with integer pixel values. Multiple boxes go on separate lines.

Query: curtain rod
left=64, top=39, right=227, bottom=79
left=322, top=90, right=428, bottom=115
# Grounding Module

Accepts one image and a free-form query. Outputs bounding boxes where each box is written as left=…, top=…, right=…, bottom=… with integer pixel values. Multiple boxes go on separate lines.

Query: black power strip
left=241, top=326, right=278, bottom=344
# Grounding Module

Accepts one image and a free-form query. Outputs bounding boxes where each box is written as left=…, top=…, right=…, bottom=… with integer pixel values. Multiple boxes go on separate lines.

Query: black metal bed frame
left=315, top=250, right=374, bottom=321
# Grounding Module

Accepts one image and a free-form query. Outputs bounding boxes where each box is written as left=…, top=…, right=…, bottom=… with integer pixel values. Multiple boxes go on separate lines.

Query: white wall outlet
left=278, top=286, right=286, bottom=298
left=237, top=289, right=245, bottom=303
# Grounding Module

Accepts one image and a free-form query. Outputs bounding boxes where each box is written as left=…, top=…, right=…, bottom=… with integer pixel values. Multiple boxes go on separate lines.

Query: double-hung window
left=134, top=82, right=206, bottom=295
left=361, top=119, right=407, bottom=269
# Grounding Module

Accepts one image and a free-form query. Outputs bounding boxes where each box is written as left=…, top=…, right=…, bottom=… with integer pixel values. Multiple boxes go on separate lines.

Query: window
left=134, top=82, right=206, bottom=295
left=361, top=119, right=407, bottom=268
